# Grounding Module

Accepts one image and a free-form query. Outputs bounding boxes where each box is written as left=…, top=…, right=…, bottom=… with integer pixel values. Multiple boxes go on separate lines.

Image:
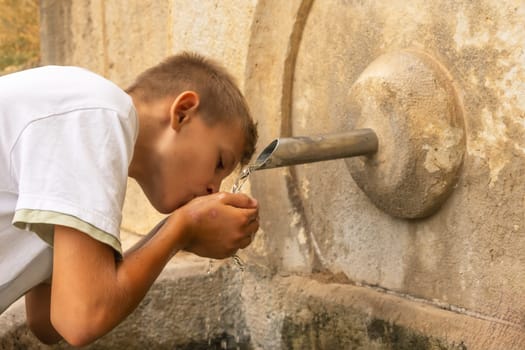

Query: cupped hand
left=174, top=192, right=259, bottom=259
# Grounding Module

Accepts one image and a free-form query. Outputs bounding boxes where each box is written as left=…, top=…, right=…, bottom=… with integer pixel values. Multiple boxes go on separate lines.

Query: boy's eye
left=217, top=157, right=224, bottom=170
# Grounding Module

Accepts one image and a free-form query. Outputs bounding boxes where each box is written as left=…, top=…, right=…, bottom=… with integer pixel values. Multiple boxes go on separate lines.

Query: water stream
left=229, top=163, right=263, bottom=271
left=204, top=162, right=264, bottom=348
left=206, top=163, right=261, bottom=274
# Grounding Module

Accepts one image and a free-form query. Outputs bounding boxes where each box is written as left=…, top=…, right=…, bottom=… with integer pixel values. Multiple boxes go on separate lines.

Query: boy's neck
left=127, top=93, right=173, bottom=181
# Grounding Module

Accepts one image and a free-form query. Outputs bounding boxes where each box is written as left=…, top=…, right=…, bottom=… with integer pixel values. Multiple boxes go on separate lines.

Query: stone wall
left=34, top=0, right=525, bottom=348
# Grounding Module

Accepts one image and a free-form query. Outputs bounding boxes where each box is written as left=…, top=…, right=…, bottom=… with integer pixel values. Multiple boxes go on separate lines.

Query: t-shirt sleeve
left=10, top=107, right=136, bottom=256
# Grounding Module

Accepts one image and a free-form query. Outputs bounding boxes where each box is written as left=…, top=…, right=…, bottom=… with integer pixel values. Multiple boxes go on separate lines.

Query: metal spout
left=253, top=128, right=378, bottom=170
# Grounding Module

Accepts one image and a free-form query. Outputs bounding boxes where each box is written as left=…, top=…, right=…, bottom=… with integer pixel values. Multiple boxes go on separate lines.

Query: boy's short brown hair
left=126, top=52, right=257, bottom=166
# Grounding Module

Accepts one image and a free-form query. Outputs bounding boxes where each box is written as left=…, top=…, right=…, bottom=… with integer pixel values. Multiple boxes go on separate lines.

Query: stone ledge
left=3, top=262, right=523, bottom=349
left=274, top=275, right=525, bottom=349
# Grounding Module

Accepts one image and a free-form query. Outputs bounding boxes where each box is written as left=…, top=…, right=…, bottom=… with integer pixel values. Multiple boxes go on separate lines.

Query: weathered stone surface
left=247, top=0, right=525, bottom=339
left=346, top=50, right=465, bottom=218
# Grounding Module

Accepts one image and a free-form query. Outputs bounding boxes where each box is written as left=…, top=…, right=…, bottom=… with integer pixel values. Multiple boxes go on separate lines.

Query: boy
left=0, top=52, right=259, bottom=346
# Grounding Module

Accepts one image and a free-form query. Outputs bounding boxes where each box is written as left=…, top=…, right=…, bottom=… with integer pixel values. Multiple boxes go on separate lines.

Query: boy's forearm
left=124, top=217, right=169, bottom=257
left=51, top=212, right=187, bottom=346
left=25, top=282, right=62, bottom=345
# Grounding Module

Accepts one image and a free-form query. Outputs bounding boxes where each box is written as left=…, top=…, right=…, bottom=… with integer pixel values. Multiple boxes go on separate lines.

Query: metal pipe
left=253, top=128, right=378, bottom=170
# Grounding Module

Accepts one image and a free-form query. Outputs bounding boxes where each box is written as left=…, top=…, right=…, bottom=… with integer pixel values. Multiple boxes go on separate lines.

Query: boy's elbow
left=26, top=318, right=62, bottom=345
left=50, top=307, right=107, bottom=347
left=58, top=329, right=94, bottom=348
left=51, top=317, right=95, bottom=347
left=64, top=334, right=96, bottom=348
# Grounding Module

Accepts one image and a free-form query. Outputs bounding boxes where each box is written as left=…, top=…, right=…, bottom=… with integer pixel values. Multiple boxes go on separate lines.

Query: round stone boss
left=345, top=50, right=466, bottom=219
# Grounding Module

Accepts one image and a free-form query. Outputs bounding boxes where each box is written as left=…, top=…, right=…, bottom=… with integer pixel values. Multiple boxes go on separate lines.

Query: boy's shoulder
left=2, top=65, right=132, bottom=114
left=3, top=65, right=109, bottom=88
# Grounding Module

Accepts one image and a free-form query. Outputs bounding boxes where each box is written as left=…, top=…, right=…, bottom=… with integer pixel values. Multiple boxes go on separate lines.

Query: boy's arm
left=25, top=282, right=62, bottom=344
left=43, top=192, right=258, bottom=347
left=24, top=218, right=167, bottom=345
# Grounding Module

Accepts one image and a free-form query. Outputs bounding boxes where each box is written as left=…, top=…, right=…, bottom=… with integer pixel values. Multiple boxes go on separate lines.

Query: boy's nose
left=207, top=184, right=218, bottom=194
left=206, top=176, right=222, bottom=194
left=207, top=178, right=222, bottom=194
left=206, top=176, right=223, bottom=194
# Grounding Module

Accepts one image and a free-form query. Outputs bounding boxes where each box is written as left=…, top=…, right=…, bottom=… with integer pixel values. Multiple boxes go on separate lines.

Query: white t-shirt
left=0, top=66, right=138, bottom=313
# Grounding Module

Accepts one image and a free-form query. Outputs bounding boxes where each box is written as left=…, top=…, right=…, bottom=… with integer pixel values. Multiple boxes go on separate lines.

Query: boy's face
left=153, top=115, right=245, bottom=213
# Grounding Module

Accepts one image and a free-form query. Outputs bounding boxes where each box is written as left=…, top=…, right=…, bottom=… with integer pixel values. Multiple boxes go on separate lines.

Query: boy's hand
left=172, top=192, right=259, bottom=259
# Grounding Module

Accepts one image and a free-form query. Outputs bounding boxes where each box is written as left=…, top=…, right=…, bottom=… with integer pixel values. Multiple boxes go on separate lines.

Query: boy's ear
left=169, top=91, right=200, bottom=131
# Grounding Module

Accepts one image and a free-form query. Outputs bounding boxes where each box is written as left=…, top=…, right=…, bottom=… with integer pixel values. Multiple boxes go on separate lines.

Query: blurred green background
left=0, top=0, right=40, bottom=75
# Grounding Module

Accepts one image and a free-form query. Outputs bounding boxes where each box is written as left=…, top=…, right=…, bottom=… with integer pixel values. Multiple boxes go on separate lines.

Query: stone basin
left=0, top=232, right=511, bottom=349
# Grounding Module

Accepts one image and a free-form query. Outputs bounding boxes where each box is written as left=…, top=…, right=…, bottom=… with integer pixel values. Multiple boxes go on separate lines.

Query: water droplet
left=207, top=259, right=214, bottom=274
left=232, top=254, right=245, bottom=271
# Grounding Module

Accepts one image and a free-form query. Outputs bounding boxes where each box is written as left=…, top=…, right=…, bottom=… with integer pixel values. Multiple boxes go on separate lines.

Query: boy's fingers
left=219, top=192, right=258, bottom=209
left=231, top=207, right=259, bottom=226
left=238, top=227, right=258, bottom=249
left=238, top=235, right=253, bottom=249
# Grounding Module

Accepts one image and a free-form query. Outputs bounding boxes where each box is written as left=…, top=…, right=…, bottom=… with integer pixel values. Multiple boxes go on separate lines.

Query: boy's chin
left=156, top=196, right=195, bottom=213
left=152, top=200, right=183, bottom=214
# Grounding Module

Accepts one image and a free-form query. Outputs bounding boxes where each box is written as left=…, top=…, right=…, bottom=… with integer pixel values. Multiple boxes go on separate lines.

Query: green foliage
left=0, top=0, right=40, bottom=74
